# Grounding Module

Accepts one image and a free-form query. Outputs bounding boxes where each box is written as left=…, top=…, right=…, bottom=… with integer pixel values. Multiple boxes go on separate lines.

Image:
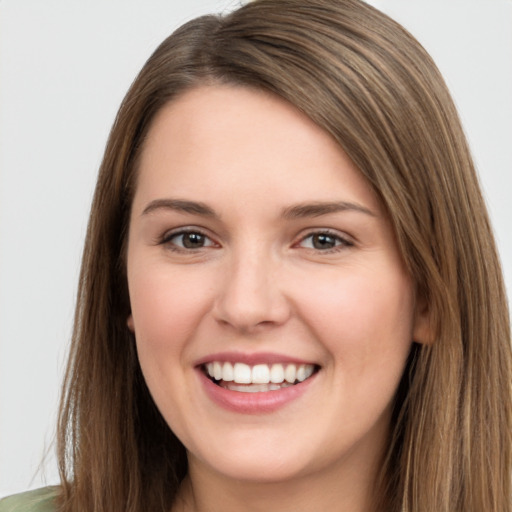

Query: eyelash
left=159, top=228, right=216, bottom=252
left=158, top=228, right=354, bottom=254
left=296, top=230, right=354, bottom=253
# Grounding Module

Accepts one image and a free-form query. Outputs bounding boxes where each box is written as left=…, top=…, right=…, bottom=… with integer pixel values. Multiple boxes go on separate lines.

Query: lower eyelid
left=157, top=228, right=352, bottom=251
left=163, top=227, right=220, bottom=253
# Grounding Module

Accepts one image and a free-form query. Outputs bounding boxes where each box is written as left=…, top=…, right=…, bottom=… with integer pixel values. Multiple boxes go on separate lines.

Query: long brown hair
left=57, top=1, right=512, bottom=510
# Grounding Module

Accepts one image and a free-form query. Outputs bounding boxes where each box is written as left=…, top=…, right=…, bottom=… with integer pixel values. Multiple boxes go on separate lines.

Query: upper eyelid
left=296, top=228, right=354, bottom=244
left=158, top=226, right=218, bottom=247
left=295, top=232, right=355, bottom=256
left=156, top=226, right=355, bottom=247
left=161, top=226, right=210, bottom=239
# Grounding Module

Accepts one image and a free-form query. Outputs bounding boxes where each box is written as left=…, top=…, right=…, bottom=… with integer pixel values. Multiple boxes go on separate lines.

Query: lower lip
left=198, top=370, right=317, bottom=414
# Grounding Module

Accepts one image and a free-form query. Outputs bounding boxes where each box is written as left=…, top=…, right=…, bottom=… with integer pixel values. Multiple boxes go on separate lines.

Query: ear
left=127, top=314, right=135, bottom=332
left=412, top=295, right=433, bottom=345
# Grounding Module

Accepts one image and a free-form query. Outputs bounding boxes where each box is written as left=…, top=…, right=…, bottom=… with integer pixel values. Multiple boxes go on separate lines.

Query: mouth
left=203, top=361, right=319, bottom=393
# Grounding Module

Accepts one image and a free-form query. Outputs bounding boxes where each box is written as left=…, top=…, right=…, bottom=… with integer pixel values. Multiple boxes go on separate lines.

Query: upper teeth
left=205, top=362, right=315, bottom=385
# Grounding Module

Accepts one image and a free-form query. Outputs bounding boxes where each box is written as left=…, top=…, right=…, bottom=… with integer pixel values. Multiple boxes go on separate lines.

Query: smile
left=204, top=362, right=317, bottom=393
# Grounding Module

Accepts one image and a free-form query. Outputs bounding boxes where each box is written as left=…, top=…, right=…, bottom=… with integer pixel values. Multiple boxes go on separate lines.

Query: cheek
left=293, top=265, right=415, bottom=372
left=128, top=266, right=213, bottom=359
left=127, top=267, right=215, bottom=427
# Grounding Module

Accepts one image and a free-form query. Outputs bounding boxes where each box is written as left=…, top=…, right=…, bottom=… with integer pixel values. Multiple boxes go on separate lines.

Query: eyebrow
left=281, top=201, right=377, bottom=219
left=142, top=199, right=218, bottom=218
left=141, top=198, right=376, bottom=219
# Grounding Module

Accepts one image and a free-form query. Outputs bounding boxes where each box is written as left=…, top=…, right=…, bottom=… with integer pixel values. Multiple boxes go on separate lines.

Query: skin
left=126, top=84, right=430, bottom=512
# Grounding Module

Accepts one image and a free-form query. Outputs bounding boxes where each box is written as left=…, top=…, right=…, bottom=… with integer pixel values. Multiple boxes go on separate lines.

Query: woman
left=2, top=0, right=510, bottom=510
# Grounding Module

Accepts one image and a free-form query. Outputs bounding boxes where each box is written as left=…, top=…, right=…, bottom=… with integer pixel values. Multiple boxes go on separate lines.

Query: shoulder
left=0, top=487, right=59, bottom=512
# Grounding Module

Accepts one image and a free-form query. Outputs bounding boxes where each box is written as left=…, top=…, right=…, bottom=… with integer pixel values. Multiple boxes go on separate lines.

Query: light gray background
left=1, top=0, right=511, bottom=498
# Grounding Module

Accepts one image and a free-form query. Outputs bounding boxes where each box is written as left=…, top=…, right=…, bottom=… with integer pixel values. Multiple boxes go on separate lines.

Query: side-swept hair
left=57, top=1, right=512, bottom=510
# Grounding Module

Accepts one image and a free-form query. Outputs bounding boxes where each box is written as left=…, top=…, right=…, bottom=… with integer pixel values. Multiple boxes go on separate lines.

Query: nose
left=212, top=248, right=291, bottom=333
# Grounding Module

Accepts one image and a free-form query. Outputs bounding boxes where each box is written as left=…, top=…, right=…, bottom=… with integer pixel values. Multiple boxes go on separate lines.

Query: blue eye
left=163, top=230, right=215, bottom=250
left=299, top=232, right=352, bottom=251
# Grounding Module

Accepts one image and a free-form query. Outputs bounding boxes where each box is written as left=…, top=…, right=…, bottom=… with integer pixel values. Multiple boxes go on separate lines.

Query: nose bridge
left=214, top=241, right=289, bottom=331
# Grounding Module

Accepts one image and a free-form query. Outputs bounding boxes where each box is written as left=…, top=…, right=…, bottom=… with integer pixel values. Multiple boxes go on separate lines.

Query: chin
left=187, top=430, right=334, bottom=485
left=203, top=455, right=310, bottom=484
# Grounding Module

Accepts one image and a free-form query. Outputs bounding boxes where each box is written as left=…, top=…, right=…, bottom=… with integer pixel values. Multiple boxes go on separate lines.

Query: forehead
left=133, top=84, right=381, bottom=217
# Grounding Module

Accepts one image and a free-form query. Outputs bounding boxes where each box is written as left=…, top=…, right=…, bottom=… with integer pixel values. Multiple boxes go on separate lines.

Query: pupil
left=183, top=233, right=204, bottom=248
left=313, top=234, right=335, bottom=249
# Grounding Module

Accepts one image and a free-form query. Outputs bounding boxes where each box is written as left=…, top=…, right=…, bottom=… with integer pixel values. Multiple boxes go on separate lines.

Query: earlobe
left=412, top=297, right=433, bottom=345
left=127, top=314, right=135, bottom=332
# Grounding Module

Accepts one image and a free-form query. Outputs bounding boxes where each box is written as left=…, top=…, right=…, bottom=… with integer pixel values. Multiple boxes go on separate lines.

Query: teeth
left=233, top=363, right=252, bottom=384
left=220, top=382, right=294, bottom=393
left=222, top=362, right=234, bottom=382
left=205, top=361, right=316, bottom=385
left=213, top=361, right=223, bottom=381
left=252, top=364, right=270, bottom=384
left=270, top=364, right=284, bottom=383
left=297, top=364, right=314, bottom=382
left=284, top=364, right=296, bottom=383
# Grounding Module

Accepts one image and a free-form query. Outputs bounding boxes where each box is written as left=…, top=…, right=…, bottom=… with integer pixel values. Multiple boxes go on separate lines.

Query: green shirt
left=0, top=488, right=58, bottom=512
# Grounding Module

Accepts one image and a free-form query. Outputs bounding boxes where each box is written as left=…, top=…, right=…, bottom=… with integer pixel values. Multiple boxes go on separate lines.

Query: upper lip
left=194, top=351, right=318, bottom=367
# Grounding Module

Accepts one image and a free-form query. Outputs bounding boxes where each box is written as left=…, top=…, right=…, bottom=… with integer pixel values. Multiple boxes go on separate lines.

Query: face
left=126, top=85, right=428, bottom=486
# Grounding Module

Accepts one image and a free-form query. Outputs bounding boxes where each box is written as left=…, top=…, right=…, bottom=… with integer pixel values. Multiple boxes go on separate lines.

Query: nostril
left=211, top=269, right=291, bottom=331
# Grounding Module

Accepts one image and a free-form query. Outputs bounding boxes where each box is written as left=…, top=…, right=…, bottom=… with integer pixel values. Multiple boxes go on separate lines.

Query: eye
left=162, top=229, right=216, bottom=250
left=298, top=231, right=353, bottom=251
